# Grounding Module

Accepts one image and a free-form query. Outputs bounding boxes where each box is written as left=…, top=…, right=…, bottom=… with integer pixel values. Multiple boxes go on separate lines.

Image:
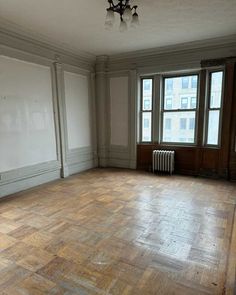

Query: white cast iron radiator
left=152, top=150, right=175, bottom=175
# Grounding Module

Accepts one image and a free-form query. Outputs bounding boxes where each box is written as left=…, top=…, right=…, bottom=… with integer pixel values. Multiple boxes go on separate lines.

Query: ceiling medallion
left=105, top=0, right=139, bottom=32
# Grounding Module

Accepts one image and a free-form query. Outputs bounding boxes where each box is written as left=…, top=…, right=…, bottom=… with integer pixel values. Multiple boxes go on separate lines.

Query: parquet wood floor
left=0, top=168, right=235, bottom=295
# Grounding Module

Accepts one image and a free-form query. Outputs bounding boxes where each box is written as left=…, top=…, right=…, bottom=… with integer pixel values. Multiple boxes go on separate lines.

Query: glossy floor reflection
left=0, top=168, right=235, bottom=294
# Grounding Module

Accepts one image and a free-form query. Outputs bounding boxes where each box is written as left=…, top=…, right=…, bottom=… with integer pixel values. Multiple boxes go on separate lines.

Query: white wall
left=62, top=69, right=96, bottom=176
left=0, top=55, right=57, bottom=173
left=64, top=71, right=92, bottom=150
left=0, top=37, right=96, bottom=197
left=110, top=76, right=129, bottom=147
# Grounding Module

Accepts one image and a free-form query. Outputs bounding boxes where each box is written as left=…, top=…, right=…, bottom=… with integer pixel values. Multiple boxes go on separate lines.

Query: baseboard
left=66, top=147, right=97, bottom=175
left=108, top=158, right=130, bottom=168
left=0, top=168, right=60, bottom=198
left=68, top=159, right=97, bottom=175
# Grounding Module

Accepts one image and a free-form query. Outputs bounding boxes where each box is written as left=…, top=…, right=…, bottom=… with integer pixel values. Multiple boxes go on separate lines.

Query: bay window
left=140, top=69, right=224, bottom=147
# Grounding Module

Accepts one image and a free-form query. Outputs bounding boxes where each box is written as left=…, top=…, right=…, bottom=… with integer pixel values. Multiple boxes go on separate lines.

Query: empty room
left=0, top=0, right=235, bottom=294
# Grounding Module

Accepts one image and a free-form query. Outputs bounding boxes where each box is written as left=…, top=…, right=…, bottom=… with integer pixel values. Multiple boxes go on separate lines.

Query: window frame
left=140, top=77, right=154, bottom=143
left=204, top=68, right=225, bottom=148
left=160, top=72, right=200, bottom=146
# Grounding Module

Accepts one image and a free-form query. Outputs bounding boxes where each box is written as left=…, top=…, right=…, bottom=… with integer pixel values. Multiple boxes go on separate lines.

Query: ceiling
left=0, top=0, right=235, bottom=57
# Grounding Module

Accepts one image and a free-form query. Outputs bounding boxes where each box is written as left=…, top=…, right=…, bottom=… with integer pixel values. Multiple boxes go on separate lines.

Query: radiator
left=152, top=150, right=175, bottom=175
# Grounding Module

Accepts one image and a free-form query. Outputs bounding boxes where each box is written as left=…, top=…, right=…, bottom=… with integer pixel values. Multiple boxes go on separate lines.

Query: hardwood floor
left=0, top=168, right=235, bottom=294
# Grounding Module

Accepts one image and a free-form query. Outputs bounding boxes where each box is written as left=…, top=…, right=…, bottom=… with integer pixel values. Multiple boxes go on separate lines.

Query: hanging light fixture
left=105, top=0, right=139, bottom=32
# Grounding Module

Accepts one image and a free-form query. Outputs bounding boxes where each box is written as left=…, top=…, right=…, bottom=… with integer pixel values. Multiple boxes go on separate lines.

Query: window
left=189, top=118, right=195, bottom=130
left=165, top=97, right=172, bottom=110
left=143, top=80, right=151, bottom=91
left=144, top=118, right=149, bottom=128
left=181, top=97, right=188, bottom=109
left=166, top=79, right=173, bottom=91
left=206, top=71, right=223, bottom=145
left=191, top=76, right=198, bottom=88
left=182, top=77, right=189, bottom=89
left=162, top=74, right=198, bottom=144
left=141, top=78, right=153, bottom=142
left=180, top=118, right=187, bottom=130
left=165, top=118, right=171, bottom=130
left=144, top=99, right=151, bottom=110
left=190, top=97, right=196, bottom=108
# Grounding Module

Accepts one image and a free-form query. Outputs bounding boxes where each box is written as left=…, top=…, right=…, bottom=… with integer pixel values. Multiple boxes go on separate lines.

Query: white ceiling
left=0, top=0, right=236, bottom=57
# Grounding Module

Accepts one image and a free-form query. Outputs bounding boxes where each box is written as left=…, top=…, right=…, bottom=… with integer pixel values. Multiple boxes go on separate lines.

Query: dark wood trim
left=229, top=62, right=236, bottom=180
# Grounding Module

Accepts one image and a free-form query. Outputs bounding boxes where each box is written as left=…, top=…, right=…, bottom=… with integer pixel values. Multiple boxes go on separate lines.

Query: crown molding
left=106, top=34, right=236, bottom=72
left=0, top=20, right=96, bottom=70
left=109, top=34, right=236, bottom=61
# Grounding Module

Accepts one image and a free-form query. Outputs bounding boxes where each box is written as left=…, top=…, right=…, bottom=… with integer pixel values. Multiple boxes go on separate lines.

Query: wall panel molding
left=0, top=33, right=96, bottom=197
left=62, top=67, right=97, bottom=175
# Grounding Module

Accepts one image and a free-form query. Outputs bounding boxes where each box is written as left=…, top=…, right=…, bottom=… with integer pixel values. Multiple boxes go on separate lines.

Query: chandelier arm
left=131, top=5, right=138, bottom=11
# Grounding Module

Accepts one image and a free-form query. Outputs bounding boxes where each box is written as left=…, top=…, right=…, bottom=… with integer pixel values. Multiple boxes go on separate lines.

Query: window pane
left=164, top=75, right=198, bottom=110
left=162, top=111, right=195, bottom=143
left=142, top=112, right=152, bottom=141
left=142, top=79, right=152, bottom=110
left=210, top=71, right=223, bottom=108
left=207, top=110, right=220, bottom=145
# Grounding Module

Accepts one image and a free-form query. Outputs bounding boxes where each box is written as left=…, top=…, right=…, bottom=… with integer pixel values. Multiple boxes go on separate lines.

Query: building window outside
left=189, top=118, right=195, bottom=130
left=144, top=118, right=149, bottom=128
left=165, top=118, right=172, bottom=130
left=181, top=97, right=188, bottom=109
left=191, top=76, right=198, bottom=88
left=180, top=118, right=187, bottom=130
left=182, top=77, right=189, bottom=89
left=166, top=79, right=173, bottom=91
left=143, top=99, right=151, bottom=110
left=190, top=97, right=197, bottom=108
left=165, top=97, right=172, bottom=110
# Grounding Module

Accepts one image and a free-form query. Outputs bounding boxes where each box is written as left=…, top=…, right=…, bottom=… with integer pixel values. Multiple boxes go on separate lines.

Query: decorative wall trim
left=107, top=35, right=236, bottom=72
left=95, top=56, right=109, bottom=167
left=66, top=146, right=96, bottom=174
left=109, top=34, right=236, bottom=62
left=0, top=34, right=96, bottom=197
left=67, top=149, right=96, bottom=174
left=62, top=67, right=97, bottom=175
left=0, top=161, right=61, bottom=198
left=108, top=158, right=130, bottom=168
left=54, top=62, right=69, bottom=178
left=0, top=25, right=95, bottom=69
left=68, top=160, right=95, bottom=176
left=0, top=161, right=60, bottom=185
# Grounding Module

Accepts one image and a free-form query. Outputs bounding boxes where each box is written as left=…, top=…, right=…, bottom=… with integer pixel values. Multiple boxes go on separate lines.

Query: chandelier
left=105, top=0, right=139, bottom=32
